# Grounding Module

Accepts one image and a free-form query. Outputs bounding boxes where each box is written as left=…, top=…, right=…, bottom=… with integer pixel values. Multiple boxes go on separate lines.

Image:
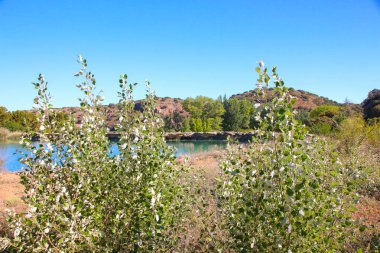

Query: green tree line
left=0, top=106, right=67, bottom=132
left=163, top=96, right=259, bottom=132
left=1, top=95, right=377, bottom=134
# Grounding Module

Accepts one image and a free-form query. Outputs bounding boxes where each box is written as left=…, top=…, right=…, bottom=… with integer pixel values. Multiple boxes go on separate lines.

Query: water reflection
left=167, top=140, right=226, bottom=156
left=0, top=142, right=23, bottom=172
left=0, top=140, right=226, bottom=172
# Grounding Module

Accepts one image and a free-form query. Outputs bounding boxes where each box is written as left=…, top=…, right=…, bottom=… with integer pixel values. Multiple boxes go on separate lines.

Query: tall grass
left=0, top=159, right=3, bottom=172
left=0, top=127, right=22, bottom=141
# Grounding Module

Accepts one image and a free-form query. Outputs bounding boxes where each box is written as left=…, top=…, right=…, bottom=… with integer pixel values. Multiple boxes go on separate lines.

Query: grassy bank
left=0, top=128, right=22, bottom=141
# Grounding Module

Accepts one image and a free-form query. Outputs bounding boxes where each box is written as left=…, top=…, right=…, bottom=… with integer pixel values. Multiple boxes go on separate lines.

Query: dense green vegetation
left=161, top=90, right=379, bottom=135
left=218, top=63, right=361, bottom=252
left=0, top=107, right=37, bottom=132
left=1, top=88, right=378, bottom=136
left=4, top=57, right=190, bottom=252
left=0, top=106, right=67, bottom=134
left=1, top=58, right=378, bottom=252
left=182, top=96, right=225, bottom=132
left=222, top=97, right=253, bottom=131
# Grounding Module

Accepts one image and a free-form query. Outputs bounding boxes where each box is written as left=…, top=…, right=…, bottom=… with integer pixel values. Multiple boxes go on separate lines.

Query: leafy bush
left=5, top=56, right=189, bottom=252
left=294, top=109, right=311, bottom=126
left=366, top=119, right=380, bottom=149
left=310, top=105, right=342, bottom=119
left=309, top=105, right=348, bottom=135
left=310, top=121, right=333, bottom=135
left=336, top=117, right=366, bottom=155
left=217, top=62, right=360, bottom=252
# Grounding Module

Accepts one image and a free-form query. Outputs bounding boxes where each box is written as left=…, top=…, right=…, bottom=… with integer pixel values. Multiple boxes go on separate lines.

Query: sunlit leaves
left=217, top=62, right=358, bottom=252
left=7, top=56, right=188, bottom=252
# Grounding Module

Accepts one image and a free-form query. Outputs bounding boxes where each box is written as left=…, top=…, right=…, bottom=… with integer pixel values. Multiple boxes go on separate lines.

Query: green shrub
left=336, top=117, right=366, bottom=155
left=310, top=105, right=342, bottom=119
left=310, top=121, right=333, bottom=135
left=366, top=119, right=380, bottom=149
left=217, top=62, right=360, bottom=252
left=309, top=105, right=348, bottom=135
left=294, top=109, right=311, bottom=126
left=5, top=56, right=189, bottom=252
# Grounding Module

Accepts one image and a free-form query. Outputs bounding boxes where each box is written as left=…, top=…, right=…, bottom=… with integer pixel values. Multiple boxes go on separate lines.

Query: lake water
left=0, top=140, right=226, bottom=172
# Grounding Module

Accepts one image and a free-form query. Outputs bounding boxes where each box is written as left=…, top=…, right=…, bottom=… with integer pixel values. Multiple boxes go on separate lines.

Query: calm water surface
left=0, top=140, right=226, bottom=172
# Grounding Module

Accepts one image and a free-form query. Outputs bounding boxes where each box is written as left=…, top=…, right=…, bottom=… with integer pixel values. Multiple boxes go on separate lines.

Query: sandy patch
left=0, top=172, right=25, bottom=213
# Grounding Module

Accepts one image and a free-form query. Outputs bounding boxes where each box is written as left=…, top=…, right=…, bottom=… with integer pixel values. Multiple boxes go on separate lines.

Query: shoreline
left=29, top=131, right=256, bottom=142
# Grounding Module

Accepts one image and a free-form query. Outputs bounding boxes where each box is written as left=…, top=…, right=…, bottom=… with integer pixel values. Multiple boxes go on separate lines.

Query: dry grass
left=0, top=172, right=25, bottom=213
left=0, top=127, right=23, bottom=141
left=0, top=172, right=25, bottom=245
left=0, top=159, right=4, bottom=173
left=176, top=151, right=228, bottom=252
left=334, top=136, right=380, bottom=252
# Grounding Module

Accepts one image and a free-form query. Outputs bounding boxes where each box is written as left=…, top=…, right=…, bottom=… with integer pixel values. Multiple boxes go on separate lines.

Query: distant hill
left=49, top=88, right=363, bottom=130
left=231, top=88, right=339, bottom=110
left=53, top=97, right=189, bottom=131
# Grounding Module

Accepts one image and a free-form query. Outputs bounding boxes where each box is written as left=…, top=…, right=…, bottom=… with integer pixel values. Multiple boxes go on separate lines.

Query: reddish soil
left=352, top=197, right=380, bottom=228
left=0, top=172, right=25, bottom=213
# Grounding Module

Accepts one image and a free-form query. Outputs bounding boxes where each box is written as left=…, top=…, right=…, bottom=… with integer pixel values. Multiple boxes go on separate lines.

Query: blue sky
left=0, top=0, right=379, bottom=111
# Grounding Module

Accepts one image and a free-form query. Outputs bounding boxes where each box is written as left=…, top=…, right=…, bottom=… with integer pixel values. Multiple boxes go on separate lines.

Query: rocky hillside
left=231, top=88, right=339, bottom=110
left=54, top=97, right=189, bottom=130
left=50, top=88, right=364, bottom=130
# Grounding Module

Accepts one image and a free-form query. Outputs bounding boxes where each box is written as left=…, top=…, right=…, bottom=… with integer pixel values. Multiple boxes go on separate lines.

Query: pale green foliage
left=183, top=96, right=225, bottom=132
left=217, top=62, right=359, bottom=252
left=335, top=117, right=380, bottom=204
left=336, top=117, right=366, bottom=156
left=366, top=119, right=380, bottom=149
left=6, top=57, right=188, bottom=252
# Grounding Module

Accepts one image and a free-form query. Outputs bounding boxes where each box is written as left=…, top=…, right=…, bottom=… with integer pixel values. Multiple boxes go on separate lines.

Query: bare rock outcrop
left=362, top=89, right=380, bottom=119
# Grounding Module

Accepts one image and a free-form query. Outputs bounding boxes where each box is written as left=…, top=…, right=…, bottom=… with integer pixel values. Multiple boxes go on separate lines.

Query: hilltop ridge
left=231, top=88, right=339, bottom=110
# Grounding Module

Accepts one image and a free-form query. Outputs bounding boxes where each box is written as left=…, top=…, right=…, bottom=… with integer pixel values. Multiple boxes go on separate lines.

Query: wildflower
left=14, top=227, right=21, bottom=237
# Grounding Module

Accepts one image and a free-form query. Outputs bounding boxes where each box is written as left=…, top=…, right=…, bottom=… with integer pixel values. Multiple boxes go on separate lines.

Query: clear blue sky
left=0, top=0, right=379, bottom=111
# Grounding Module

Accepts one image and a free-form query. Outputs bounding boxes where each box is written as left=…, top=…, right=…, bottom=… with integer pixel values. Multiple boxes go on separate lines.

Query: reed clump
left=0, top=127, right=22, bottom=141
